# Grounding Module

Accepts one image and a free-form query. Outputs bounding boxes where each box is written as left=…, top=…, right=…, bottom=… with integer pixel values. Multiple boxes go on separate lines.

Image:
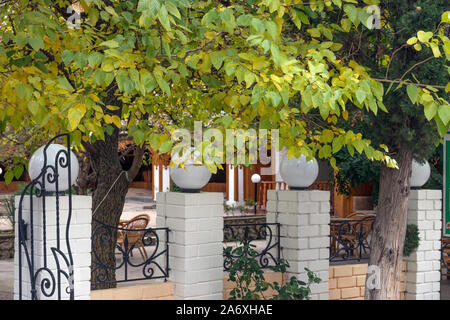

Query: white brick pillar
left=14, top=195, right=92, bottom=300
left=404, top=189, right=442, bottom=300
left=156, top=192, right=224, bottom=300
left=266, top=189, right=330, bottom=300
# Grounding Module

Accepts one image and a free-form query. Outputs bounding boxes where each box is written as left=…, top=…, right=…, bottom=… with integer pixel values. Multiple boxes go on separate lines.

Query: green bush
left=171, top=181, right=180, bottom=192
left=225, top=239, right=321, bottom=300
left=403, top=224, right=420, bottom=257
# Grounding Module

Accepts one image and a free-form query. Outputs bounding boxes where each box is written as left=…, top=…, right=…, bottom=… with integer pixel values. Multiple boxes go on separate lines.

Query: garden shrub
left=225, top=240, right=321, bottom=300
left=403, top=224, right=420, bottom=257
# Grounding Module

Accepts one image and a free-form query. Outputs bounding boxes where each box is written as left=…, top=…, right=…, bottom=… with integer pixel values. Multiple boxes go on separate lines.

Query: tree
left=0, top=0, right=399, bottom=288
left=336, top=1, right=449, bottom=299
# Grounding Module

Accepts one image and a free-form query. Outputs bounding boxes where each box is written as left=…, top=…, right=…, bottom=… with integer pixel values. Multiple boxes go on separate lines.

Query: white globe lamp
left=280, top=154, right=319, bottom=190
left=169, top=147, right=212, bottom=193
left=410, top=159, right=431, bottom=189
left=29, top=144, right=79, bottom=192
left=251, top=173, right=261, bottom=184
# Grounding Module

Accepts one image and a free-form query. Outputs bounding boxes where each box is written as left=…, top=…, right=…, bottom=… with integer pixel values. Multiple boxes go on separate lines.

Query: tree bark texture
left=88, top=95, right=145, bottom=290
left=365, top=149, right=413, bottom=300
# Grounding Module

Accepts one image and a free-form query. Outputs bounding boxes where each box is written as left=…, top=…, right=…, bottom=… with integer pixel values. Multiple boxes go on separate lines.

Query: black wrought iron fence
left=223, top=222, right=280, bottom=271
left=329, top=218, right=375, bottom=262
left=91, top=217, right=169, bottom=286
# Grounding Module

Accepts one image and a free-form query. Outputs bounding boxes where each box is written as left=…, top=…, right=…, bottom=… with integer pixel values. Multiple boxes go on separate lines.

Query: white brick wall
left=405, top=189, right=441, bottom=300
left=267, top=190, right=330, bottom=300
left=14, top=195, right=92, bottom=300
left=157, top=192, right=223, bottom=300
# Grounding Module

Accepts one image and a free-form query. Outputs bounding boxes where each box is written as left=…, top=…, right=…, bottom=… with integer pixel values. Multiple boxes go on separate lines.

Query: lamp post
left=29, top=144, right=79, bottom=193
left=410, top=159, right=431, bottom=190
left=251, top=173, right=261, bottom=214
left=279, top=155, right=319, bottom=190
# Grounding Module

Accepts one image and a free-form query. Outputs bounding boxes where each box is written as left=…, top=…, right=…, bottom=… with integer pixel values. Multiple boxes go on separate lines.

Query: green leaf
left=355, top=88, right=366, bottom=104
left=156, top=77, right=170, bottom=96
left=93, top=70, right=106, bottom=85
left=29, top=34, right=44, bottom=51
left=407, top=37, right=418, bottom=45
left=332, top=136, right=344, bottom=153
left=13, top=165, right=24, bottom=179
left=61, top=50, right=74, bottom=65
left=435, top=116, right=448, bottom=137
left=343, top=4, right=357, bottom=24
left=57, top=77, right=74, bottom=91
left=424, top=102, right=438, bottom=121
left=442, top=11, right=450, bottom=23
left=159, top=140, right=173, bottom=154
left=4, top=171, right=14, bottom=184
left=100, top=40, right=119, bottom=48
left=34, top=61, right=49, bottom=73
left=406, top=85, right=419, bottom=104
left=74, top=52, right=87, bottom=69
left=68, top=108, right=84, bottom=131
left=27, top=101, right=39, bottom=115
left=157, top=5, right=171, bottom=31
left=210, top=51, right=225, bottom=70
left=429, top=42, right=441, bottom=58
left=129, top=126, right=145, bottom=145
left=88, top=52, right=103, bottom=66
left=353, top=139, right=364, bottom=154
left=417, top=30, right=433, bottom=43
left=438, top=105, right=450, bottom=125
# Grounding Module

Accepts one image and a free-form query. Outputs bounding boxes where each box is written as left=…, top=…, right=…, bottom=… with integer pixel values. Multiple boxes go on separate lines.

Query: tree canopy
left=0, top=0, right=410, bottom=177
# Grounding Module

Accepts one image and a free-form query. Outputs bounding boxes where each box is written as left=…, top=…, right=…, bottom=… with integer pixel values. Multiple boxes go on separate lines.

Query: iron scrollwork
left=329, top=218, right=375, bottom=262
left=223, top=223, right=281, bottom=271
left=91, top=218, right=169, bottom=285
left=17, top=134, right=75, bottom=300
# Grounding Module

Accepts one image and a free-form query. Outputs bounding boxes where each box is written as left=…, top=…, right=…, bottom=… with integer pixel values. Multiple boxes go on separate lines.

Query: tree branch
left=385, top=44, right=408, bottom=79
left=372, top=78, right=446, bottom=89
left=399, top=56, right=435, bottom=83
left=127, top=145, right=145, bottom=183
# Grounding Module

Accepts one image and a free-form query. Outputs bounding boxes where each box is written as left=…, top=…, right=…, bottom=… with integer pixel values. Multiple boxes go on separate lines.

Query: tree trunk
left=89, top=126, right=130, bottom=289
left=87, top=92, right=146, bottom=289
left=365, top=149, right=413, bottom=300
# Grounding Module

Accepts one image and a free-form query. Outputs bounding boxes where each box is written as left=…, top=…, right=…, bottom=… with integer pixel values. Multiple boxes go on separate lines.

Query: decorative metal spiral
left=91, top=218, right=169, bottom=285
left=329, top=218, right=374, bottom=262
left=17, top=133, right=75, bottom=300
left=34, top=267, right=56, bottom=298
left=223, top=223, right=280, bottom=271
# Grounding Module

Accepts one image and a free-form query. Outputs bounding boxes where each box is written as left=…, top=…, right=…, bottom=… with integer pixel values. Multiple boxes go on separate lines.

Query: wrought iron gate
left=17, top=134, right=75, bottom=300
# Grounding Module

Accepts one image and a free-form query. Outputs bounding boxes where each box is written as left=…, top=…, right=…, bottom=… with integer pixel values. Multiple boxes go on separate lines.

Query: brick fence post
left=14, top=195, right=92, bottom=300
left=266, top=189, right=330, bottom=300
left=404, top=189, right=442, bottom=300
left=156, top=192, right=224, bottom=300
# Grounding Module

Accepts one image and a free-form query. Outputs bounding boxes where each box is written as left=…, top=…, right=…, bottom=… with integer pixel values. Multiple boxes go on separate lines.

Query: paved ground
left=0, top=259, right=13, bottom=300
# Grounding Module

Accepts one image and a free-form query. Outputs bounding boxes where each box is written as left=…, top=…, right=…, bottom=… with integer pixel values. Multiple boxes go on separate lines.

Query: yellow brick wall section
left=91, top=272, right=285, bottom=300
left=91, top=281, right=174, bottom=300
left=329, top=261, right=406, bottom=300
left=90, top=263, right=407, bottom=301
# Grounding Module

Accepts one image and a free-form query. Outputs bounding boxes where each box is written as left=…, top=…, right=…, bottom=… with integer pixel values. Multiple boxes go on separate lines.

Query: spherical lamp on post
left=279, top=154, right=319, bottom=190
left=169, top=147, right=212, bottom=193
left=410, top=159, right=431, bottom=190
left=251, top=173, right=261, bottom=214
left=29, top=144, right=79, bottom=194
